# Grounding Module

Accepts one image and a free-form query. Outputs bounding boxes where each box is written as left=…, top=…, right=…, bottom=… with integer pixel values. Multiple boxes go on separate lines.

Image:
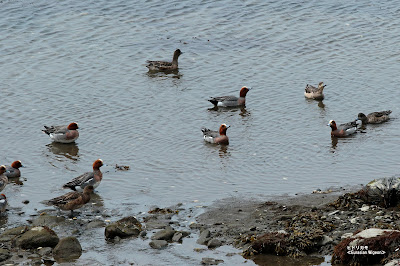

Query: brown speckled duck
left=202, top=124, right=230, bottom=145
left=304, top=82, right=326, bottom=100
left=0, top=166, right=8, bottom=192
left=48, top=185, right=94, bottom=217
left=358, top=110, right=392, bottom=124
left=146, top=49, right=182, bottom=71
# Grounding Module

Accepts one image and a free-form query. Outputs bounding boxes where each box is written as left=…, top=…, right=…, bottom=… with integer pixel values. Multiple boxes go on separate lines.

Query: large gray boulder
left=53, top=236, right=82, bottom=262
left=105, top=216, right=142, bottom=239
left=14, top=226, right=59, bottom=249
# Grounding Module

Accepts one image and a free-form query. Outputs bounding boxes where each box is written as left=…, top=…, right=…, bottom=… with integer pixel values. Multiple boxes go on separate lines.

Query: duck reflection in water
left=146, top=69, right=182, bottom=79
left=47, top=142, right=79, bottom=161
left=218, top=145, right=231, bottom=158
left=330, top=136, right=338, bottom=152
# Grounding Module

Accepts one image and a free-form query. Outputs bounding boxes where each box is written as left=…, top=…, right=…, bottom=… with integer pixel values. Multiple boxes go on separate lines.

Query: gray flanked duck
left=358, top=110, right=392, bottom=124
left=304, top=82, right=326, bottom=100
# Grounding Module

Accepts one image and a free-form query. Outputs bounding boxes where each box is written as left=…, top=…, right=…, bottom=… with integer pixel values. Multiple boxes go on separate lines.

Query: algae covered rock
left=105, top=216, right=142, bottom=239
left=14, top=226, right=59, bottom=249
left=53, top=236, right=82, bottom=262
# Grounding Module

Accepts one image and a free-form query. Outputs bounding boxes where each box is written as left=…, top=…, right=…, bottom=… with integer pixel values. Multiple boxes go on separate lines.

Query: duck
left=42, top=122, right=79, bottom=143
left=0, top=194, right=6, bottom=214
left=48, top=185, right=94, bottom=218
left=0, top=166, right=8, bottom=192
left=358, top=110, right=392, bottom=124
left=328, top=120, right=358, bottom=137
left=304, top=82, right=326, bottom=100
left=63, top=159, right=104, bottom=191
left=201, top=124, right=230, bottom=145
left=208, top=86, right=251, bottom=107
left=146, top=49, right=182, bottom=71
left=5, top=160, right=23, bottom=178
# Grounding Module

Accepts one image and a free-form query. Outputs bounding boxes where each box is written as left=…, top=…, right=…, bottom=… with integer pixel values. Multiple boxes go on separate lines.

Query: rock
left=333, top=228, right=400, bottom=265
left=365, top=177, right=400, bottom=208
left=0, top=248, right=11, bottom=262
left=0, top=226, right=29, bottom=242
left=201, top=257, right=224, bottom=265
left=317, top=235, right=333, bottom=246
left=37, top=247, right=53, bottom=257
left=341, top=232, right=354, bottom=239
left=86, top=220, right=106, bottom=229
left=139, top=231, right=147, bottom=238
left=105, top=216, right=142, bottom=239
left=14, top=226, right=59, bottom=249
left=207, top=238, right=222, bottom=249
left=53, top=236, right=82, bottom=262
left=149, top=240, right=168, bottom=249
left=172, top=231, right=189, bottom=242
left=386, top=259, right=400, bottom=266
left=360, top=205, right=370, bottom=212
left=197, top=229, right=211, bottom=245
left=151, top=227, right=176, bottom=241
left=32, top=215, right=65, bottom=227
left=172, top=232, right=184, bottom=242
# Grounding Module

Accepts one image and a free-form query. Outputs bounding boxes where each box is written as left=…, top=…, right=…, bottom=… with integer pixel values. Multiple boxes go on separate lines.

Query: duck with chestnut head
left=42, top=122, right=79, bottom=143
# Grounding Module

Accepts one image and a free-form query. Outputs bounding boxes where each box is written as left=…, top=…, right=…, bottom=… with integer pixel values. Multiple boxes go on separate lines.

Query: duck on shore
left=0, top=194, right=6, bottom=214
left=146, top=49, right=182, bottom=71
left=0, top=166, right=8, bottom=192
left=48, top=185, right=94, bottom=218
left=63, top=159, right=104, bottom=191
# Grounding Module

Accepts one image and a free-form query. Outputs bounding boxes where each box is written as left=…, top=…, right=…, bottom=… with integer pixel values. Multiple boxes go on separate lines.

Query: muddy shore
left=1, top=182, right=400, bottom=265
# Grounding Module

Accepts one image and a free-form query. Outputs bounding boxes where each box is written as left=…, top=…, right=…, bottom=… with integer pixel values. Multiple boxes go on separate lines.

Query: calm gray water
left=1, top=0, right=400, bottom=264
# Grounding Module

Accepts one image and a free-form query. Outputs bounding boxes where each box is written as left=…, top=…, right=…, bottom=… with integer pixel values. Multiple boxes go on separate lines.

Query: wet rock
left=15, top=226, right=59, bottom=249
left=365, top=177, right=400, bottom=208
left=105, top=216, right=142, bottom=239
left=0, top=248, right=11, bottom=262
left=0, top=226, right=29, bottom=242
left=207, top=238, right=222, bottom=249
left=139, top=231, right=147, bottom=239
left=32, top=215, right=65, bottom=227
left=37, top=247, right=53, bottom=257
left=149, top=240, right=168, bottom=249
left=53, top=236, right=82, bottom=262
left=86, top=220, right=106, bottom=229
left=151, top=226, right=176, bottom=241
left=332, top=228, right=400, bottom=265
left=201, top=257, right=224, bottom=265
left=316, top=235, right=333, bottom=246
left=172, top=231, right=190, bottom=242
left=197, top=229, right=211, bottom=245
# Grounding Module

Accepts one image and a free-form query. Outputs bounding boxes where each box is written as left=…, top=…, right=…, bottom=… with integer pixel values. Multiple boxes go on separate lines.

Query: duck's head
left=67, top=122, right=79, bottom=130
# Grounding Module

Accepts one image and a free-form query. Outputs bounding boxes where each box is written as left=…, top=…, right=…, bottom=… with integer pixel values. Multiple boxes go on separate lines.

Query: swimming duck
left=146, top=49, right=182, bottom=71
left=0, top=166, right=8, bottom=192
left=42, top=122, right=79, bottom=143
left=304, top=82, right=326, bottom=100
left=0, top=194, right=6, bottom=214
left=328, top=120, right=358, bottom=137
left=5, top=160, right=23, bottom=178
left=201, top=124, right=230, bottom=145
left=63, top=159, right=103, bottom=191
left=358, top=110, right=392, bottom=124
left=208, top=86, right=251, bottom=107
left=48, top=185, right=94, bottom=218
